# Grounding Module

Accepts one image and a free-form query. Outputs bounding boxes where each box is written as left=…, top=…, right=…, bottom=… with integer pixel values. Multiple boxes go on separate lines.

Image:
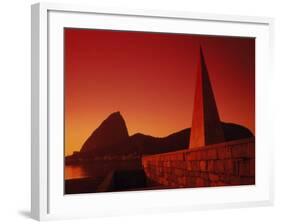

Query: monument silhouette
left=190, top=47, right=225, bottom=148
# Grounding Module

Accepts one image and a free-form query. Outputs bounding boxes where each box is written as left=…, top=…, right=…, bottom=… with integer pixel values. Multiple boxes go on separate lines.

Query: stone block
left=186, top=151, right=198, bottom=161
left=209, top=181, right=226, bottom=187
left=167, top=175, right=174, bottom=183
left=224, top=159, right=234, bottom=175
left=231, top=144, right=250, bottom=158
left=206, top=149, right=217, bottom=160
left=191, top=161, right=200, bottom=171
left=195, top=177, right=205, bottom=187
left=249, top=144, right=255, bottom=158
left=186, top=161, right=192, bottom=171
left=183, top=176, right=189, bottom=186
left=239, top=159, right=250, bottom=176
left=207, top=160, right=215, bottom=172
left=187, top=177, right=196, bottom=187
left=210, top=182, right=218, bottom=187
left=187, top=171, right=200, bottom=177
left=199, top=161, right=207, bottom=171
left=186, top=171, right=193, bottom=177
left=209, top=173, right=220, bottom=182
left=172, top=153, right=184, bottom=161
left=240, top=177, right=255, bottom=185
left=200, top=172, right=209, bottom=180
left=214, top=160, right=224, bottom=173
left=199, top=152, right=206, bottom=160
left=249, top=158, right=255, bottom=176
left=163, top=167, right=169, bottom=175
left=158, top=170, right=162, bottom=177
left=175, top=168, right=184, bottom=177
left=178, top=176, right=185, bottom=185
left=171, top=161, right=178, bottom=167
left=229, top=176, right=241, bottom=185
left=219, top=174, right=231, bottom=184
left=232, top=160, right=240, bottom=176
left=177, top=161, right=186, bottom=169
left=217, top=147, right=232, bottom=159
left=170, top=182, right=177, bottom=187
left=169, top=154, right=176, bottom=161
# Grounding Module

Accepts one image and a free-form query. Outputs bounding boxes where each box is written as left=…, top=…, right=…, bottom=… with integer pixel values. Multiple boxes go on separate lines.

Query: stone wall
left=141, top=138, right=255, bottom=188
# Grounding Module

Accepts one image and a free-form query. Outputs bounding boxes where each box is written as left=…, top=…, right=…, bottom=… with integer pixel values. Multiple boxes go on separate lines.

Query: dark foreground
left=65, top=169, right=164, bottom=194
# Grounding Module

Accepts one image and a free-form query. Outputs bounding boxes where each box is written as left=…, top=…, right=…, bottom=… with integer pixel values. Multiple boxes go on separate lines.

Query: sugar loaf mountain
left=65, top=111, right=253, bottom=164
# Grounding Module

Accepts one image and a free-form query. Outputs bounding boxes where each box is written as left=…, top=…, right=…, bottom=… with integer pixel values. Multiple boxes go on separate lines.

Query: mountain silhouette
left=67, top=112, right=253, bottom=162
left=80, top=112, right=129, bottom=155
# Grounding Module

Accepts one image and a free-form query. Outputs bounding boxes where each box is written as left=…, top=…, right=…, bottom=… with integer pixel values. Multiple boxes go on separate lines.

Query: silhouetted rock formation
left=80, top=112, right=129, bottom=155
left=222, top=122, right=253, bottom=142
left=67, top=112, right=253, bottom=163
left=129, top=130, right=189, bottom=155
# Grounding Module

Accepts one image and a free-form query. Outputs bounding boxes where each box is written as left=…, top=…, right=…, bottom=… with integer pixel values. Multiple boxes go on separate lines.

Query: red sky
left=64, top=28, right=255, bottom=156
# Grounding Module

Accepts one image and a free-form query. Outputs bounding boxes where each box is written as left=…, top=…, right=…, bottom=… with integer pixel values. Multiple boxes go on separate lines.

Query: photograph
left=64, top=28, right=255, bottom=194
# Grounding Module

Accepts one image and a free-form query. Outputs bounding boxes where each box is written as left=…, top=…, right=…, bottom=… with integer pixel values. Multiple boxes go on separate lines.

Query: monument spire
left=189, top=46, right=225, bottom=148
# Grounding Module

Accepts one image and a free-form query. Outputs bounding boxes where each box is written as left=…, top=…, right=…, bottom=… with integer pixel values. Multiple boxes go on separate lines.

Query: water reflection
left=65, top=165, right=88, bottom=180
left=65, top=159, right=142, bottom=180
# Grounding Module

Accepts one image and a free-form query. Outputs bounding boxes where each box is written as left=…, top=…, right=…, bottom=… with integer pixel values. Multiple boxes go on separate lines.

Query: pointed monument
left=189, top=46, right=225, bottom=148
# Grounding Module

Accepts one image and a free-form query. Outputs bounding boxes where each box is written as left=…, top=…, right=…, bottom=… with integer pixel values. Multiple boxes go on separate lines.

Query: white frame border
left=31, top=2, right=274, bottom=221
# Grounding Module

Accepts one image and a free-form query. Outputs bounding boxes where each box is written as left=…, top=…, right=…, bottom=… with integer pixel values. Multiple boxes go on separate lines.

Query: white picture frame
left=31, top=2, right=274, bottom=221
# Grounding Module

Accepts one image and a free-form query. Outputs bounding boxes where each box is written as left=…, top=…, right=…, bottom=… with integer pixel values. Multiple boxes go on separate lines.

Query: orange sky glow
left=64, top=28, right=255, bottom=156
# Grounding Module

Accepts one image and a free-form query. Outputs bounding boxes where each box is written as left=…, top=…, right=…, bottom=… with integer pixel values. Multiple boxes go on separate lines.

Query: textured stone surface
left=142, top=138, right=255, bottom=188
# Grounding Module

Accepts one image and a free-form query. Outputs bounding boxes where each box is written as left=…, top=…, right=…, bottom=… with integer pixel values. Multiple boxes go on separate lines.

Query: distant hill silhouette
left=67, top=112, right=253, bottom=161
left=80, top=112, right=129, bottom=155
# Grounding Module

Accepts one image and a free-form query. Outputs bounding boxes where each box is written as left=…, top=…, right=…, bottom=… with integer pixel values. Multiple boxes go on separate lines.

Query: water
left=64, top=165, right=89, bottom=180
left=65, top=159, right=142, bottom=180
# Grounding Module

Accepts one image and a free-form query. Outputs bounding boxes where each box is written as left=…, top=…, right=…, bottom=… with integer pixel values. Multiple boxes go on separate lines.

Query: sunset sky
left=64, top=28, right=255, bottom=156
